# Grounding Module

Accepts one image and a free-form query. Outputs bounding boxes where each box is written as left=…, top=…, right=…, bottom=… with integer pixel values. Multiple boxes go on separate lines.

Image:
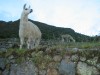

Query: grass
left=77, top=42, right=100, bottom=49
left=58, top=41, right=100, bottom=49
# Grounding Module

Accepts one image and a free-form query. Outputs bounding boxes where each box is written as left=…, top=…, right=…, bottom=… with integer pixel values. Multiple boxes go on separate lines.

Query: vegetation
left=61, top=42, right=100, bottom=49
left=0, top=19, right=99, bottom=42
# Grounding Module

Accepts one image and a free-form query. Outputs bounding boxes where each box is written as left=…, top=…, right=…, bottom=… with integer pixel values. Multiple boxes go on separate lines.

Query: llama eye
left=25, top=8, right=28, bottom=10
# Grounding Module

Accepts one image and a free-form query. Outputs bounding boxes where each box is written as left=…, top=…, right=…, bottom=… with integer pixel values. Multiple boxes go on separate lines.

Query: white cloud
left=27, top=0, right=100, bottom=36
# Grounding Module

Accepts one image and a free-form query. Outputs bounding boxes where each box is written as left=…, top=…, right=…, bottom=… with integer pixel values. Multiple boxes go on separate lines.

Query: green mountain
left=0, top=19, right=92, bottom=42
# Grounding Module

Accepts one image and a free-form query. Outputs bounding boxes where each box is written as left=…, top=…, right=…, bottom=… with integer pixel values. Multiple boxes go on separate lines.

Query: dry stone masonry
left=0, top=47, right=100, bottom=75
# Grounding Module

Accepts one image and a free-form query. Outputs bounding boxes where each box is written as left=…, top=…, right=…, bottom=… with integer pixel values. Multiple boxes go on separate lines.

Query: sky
left=0, top=0, right=100, bottom=36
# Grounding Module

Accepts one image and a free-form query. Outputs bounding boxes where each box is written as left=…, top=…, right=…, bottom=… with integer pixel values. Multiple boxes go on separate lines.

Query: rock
left=47, top=68, right=59, bottom=75
left=72, top=48, right=78, bottom=52
left=39, top=70, right=46, bottom=75
left=46, top=61, right=59, bottom=75
left=0, top=58, right=6, bottom=70
left=96, top=63, right=100, bottom=70
left=59, top=56, right=76, bottom=75
left=10, top=61, right=38, bottom=75
left=80, top=57, right=86, bottom=62
left=87, top=57, right=98, bottom=66
left=77, top=62, right=100, bottom=75
left=8, top=55, right=14, bottom=60
left=65, top=55, right=72, bottom=62
left=7, top=43, right=13, bottom=48
left=8, top=55, right=15, bottom=63
left=47, top=62, right=60, bottom=71
left=0, top=48, right=7, bottom=52
left=53, top=55, right=62, bottom=62
left=71, top=54, right=79, bottom=62
left=2, top=69, right=10, bottom=75
left=48, top=62, right=57, bottom=69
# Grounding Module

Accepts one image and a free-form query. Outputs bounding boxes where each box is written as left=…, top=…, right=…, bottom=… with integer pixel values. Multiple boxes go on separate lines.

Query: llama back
left=28, top=21, right=42, bottom=38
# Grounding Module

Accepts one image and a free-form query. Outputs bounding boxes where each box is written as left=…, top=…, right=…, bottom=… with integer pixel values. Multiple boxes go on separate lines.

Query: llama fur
left=19, top=4, right=41, bottom=49
left=61, top=34, right=75, bottom=42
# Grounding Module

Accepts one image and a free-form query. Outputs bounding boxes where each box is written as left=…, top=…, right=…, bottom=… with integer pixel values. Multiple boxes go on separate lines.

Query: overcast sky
left=0, top=0, right=100, bottom=36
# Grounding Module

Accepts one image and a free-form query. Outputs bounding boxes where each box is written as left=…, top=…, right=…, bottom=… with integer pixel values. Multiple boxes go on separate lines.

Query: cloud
left=27, top=0, right=100, bottom=35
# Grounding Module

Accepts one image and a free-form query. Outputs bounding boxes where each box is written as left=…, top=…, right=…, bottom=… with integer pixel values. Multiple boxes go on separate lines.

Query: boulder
left=77, top=62, right=100, bottom=75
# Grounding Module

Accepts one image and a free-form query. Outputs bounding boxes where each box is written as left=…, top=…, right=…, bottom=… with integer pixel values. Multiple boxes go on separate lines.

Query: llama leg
left=20, top=38, right=24, bottom=49
left=27, top=38, right=31, bottom=49
left=27, top=38, right=34, bottom=49
left=35, top=38, right=40, bottom=47
left=62, top=38, right=64, bottom=42
left=31, top=39, right=35, bottom=49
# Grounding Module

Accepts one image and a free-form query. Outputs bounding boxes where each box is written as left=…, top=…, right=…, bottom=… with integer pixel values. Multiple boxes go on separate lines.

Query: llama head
left=22, top=4, right=33, bottom=15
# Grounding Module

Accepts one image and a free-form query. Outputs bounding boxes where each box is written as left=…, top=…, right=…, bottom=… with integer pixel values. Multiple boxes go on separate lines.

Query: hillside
left=0, top=19, right=91, bottom=42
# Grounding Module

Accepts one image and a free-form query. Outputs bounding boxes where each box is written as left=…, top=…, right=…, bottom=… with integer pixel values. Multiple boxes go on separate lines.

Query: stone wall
left=0, top=38, right=19, bottom=51
left=0, top=47, right=100, bottom=75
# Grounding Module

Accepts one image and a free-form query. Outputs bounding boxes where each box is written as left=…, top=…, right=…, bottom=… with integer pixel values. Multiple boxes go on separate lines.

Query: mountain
left=0, top=19, right=91, bottom=42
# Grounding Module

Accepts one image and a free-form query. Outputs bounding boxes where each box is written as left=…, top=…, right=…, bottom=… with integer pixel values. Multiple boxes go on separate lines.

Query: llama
left=61, top=34, right=75, bottom=43
left=19, top=4, right=41, bottom=49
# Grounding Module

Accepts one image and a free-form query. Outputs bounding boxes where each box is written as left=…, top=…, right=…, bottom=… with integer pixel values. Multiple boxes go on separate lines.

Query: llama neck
left=20, top=13, right=28, bottom=24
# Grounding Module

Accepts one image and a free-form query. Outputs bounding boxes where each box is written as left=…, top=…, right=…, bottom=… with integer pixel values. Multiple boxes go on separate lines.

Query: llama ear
left=23, top=4, right=26, bottom=9
left=29, top=5, right=30, bottom=9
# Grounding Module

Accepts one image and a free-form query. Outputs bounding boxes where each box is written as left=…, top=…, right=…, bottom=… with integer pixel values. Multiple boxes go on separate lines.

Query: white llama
left=19, top=4, right=41, bottom=49
left=61, top=34, right=75, bottom=43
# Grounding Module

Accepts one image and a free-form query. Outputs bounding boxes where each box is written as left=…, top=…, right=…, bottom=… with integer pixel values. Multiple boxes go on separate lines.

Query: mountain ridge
left=0, top=19, right=91, bottom=42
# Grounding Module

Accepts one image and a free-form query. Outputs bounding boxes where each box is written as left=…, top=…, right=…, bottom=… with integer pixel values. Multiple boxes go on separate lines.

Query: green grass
left=77, top=42, right=100, bottom=49
left=59, top=42, right=100, bottom=49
